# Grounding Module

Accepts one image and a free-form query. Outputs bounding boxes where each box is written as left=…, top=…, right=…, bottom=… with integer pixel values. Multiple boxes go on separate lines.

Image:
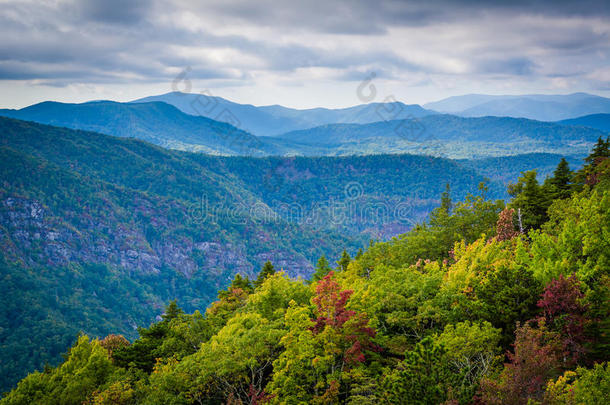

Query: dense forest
left=2, top=137, right=608, bottom=404
left=1, top=116, right=558, bottom=393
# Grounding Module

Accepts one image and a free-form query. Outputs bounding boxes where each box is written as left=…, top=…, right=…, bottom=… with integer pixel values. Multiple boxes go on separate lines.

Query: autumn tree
left=496, top=207, right=519, bottom=241
left=311, top=272, right=377, bottom=366
left=270, top=272, right=377, bottom=403
left=479, top=320, right=562, bottom=404
left=99, top=334, right=130, bottom=361
left=538, top=274, right=588, bottom=365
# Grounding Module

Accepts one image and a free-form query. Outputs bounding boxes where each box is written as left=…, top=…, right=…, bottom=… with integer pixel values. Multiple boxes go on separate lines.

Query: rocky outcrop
left=0, top=195, right=313, bottom=283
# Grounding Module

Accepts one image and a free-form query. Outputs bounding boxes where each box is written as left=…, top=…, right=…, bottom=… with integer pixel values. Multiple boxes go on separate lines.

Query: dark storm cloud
left=0, top=0, right=608, bottom=94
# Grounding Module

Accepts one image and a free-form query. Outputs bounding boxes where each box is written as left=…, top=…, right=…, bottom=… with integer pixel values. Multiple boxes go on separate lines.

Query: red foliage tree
left=479, top=320, right=562, bottom=404
left=496, top=207, right=519, bottom=241
left=537, top=274, right=588, bottom=365
left=248, top=384, right=275, bottom=405
left=311, top=272, right=378, bottom=365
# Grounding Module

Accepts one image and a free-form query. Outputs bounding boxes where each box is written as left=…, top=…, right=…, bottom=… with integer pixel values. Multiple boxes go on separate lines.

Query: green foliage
left=544, top=362, right=610, bottom=404
left=474, top=265, right=542, bottom=346
left=528, top=190, right=610, bottom=284
left=310, top=255, right=332, bottom=283
left=254, top=261, right=276, bottom=288
left=380, top=337, right=459, bottom=404
left=547, top=158, right=573, bottom=200
left=2, top=133, right=610, bottom=404
left=436, top=321, right=502, bottom=385
left=337, top=249, right=351, bottom=272
left=1, top=336, right=115, bottom=405
left=508, top=170, right=551, bottom=230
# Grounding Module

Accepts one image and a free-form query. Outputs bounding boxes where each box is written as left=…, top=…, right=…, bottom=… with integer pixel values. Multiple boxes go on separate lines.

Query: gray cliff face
left=0, top=196, right=313, bottom=289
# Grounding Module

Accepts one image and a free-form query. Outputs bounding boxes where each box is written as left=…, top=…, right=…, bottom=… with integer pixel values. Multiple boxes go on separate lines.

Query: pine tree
left=548, top=158, right=572, bottom=199
left=508, top=170, right=549, bottom=230
left=584, top=136, right=610, bottom=166
left=311, top=255, right=332, bottom=283
left=231, top=274, right=254, bottom=293
left=162, top=300, right=184, bottom=322
left=254, top=260, right=275, bottom=287
left=577, top=136, right=610, bottom=187
left=337, top=249, right=351, bottom=272
left=440, top=183, right=452, bottom=215
left=429, top=183, right=452, bottom=226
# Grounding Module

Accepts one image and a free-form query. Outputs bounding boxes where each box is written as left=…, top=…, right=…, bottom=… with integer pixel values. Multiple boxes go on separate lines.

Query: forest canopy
left=2, top=138, right=609, bottom=404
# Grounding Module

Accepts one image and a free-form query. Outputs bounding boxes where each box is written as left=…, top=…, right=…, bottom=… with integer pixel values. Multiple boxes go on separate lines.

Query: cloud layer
left=1, top=0, right=609, bottom=108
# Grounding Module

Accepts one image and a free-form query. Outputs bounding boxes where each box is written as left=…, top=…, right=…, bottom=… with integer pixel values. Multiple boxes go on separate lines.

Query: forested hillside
left=2, top=132, right=608, bottom=403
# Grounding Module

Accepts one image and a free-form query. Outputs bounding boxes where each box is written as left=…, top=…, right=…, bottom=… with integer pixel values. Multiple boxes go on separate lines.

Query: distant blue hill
left=424, top=93, right=610, bottom=121
left=275, top=114, right=605, bottom=158
left=0, top=100, right=277, bottom=156
left=556, top=113, right=610, bottom=133
left=131, top=92, right=436, bottom=136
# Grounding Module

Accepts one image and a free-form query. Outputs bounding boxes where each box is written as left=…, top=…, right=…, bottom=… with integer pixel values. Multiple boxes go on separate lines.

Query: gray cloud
left=0, top=0, right=608, bottom=106
left=76, top=0, right=150, bottom=25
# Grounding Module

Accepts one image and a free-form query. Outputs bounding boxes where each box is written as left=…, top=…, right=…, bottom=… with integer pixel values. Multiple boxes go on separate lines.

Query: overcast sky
left=1, top=0, right=609, bottom=109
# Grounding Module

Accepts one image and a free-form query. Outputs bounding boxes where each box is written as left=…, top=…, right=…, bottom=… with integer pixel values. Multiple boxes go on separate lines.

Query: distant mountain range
left=131, top=91, right=435, bottom=136
left=274, top=114, right=604, bottom=158
left=424, top=93, right=610, bottom=121
left=0, top=98, right=606, bottom=159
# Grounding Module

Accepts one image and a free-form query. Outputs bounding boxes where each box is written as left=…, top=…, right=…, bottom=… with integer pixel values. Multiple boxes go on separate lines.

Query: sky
left=1, top=0, right=609, bottom=109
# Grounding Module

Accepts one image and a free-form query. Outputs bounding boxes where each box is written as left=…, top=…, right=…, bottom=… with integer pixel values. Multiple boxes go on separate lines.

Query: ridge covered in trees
left=2, top=138, right=608, bottom=404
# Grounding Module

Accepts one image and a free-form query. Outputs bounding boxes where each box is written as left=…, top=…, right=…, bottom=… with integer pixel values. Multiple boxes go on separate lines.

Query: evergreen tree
left=254, top=261, right=276, bottom=288
left=337, top=249, right=351, bottom=272
left=584, top=136, right=610, bottom=166
left=380, top=337, right=459, bottom=404
left=162, top=300, right=184, bottom=322
left=508, top=170, right=550, bottom=230
left=440, top=183, right=452, bottom=215
left=576, top=136, right=610, bottom=187
left=231, top=273, right=254, bottom=293
left=548, top=158, right=572, bottom=199
left=429, top=183, right=452, bottom=227
left=311, top=255, right=332, bottom=283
